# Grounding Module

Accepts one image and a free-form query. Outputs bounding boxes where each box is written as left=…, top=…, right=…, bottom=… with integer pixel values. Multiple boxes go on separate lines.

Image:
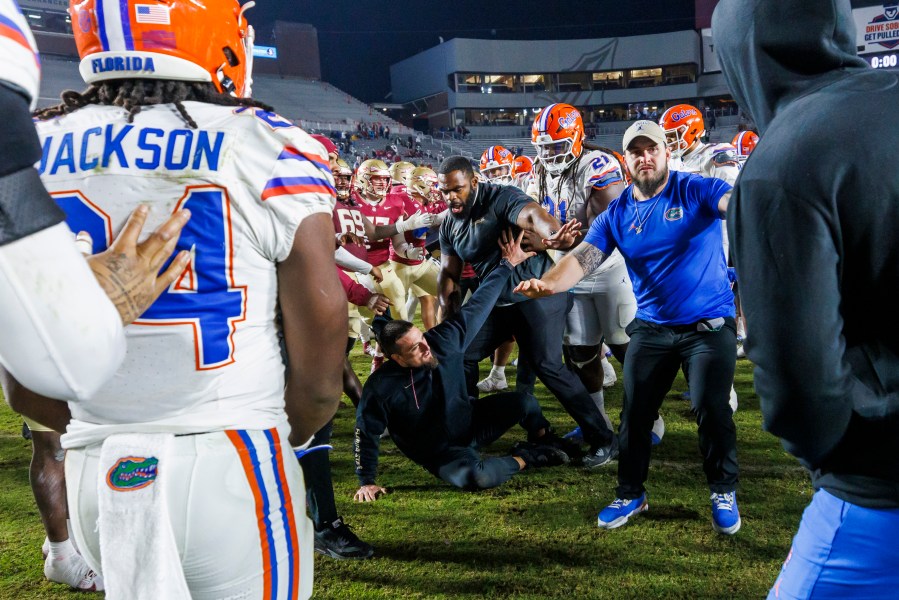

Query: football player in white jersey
left=0, top=0, right=190, bottom=408
left=26, top=2, right=347, bottom=598
left=528, top=103, right=643, bottom=439
left=0, top=2, right=192, bottom=591
left=660, top=104, right=740, bottom=412
left=512, top=154, right=534, bottom=192
left=479, top=145, right=516, bottom=184
left=660, top=104, right=741, bottom=253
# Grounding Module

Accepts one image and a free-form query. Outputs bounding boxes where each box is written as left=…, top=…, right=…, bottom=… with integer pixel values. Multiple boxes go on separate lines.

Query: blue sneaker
left=563, top=426, right=584, bottom=445
left=681, top=390, right=691, bottom=401
left=597, top=494, right=648, bottom=529
left=710, top=492, right=741, bottom=535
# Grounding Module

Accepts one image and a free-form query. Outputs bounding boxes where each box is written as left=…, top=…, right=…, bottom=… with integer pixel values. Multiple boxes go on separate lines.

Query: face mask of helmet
left=533, top=137, right=575, bottom=174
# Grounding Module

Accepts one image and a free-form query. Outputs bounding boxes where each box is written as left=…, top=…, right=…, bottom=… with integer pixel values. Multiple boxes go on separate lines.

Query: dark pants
left=300, top=420, right=338, bottom=528
left=428, top=391, right=550, bottom=490
left=617, top=317, right=738, bottom=499
left=464, top=293, right=613, bottom=447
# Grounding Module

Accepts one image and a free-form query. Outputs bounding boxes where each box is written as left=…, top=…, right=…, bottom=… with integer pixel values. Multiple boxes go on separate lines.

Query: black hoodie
left=715, top=0, right=899, bottom=508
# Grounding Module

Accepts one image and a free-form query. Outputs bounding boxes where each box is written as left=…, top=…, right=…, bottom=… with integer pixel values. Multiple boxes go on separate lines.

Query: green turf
left=0, top=351, right=810, bottom=599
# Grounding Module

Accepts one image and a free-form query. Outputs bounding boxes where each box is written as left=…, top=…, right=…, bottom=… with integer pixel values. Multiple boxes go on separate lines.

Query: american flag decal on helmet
left=135, top=4, right=171, bottom=25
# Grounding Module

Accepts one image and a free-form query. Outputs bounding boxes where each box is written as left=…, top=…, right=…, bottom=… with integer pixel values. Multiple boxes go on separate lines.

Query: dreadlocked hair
left=33, top=80, right=275, bottom=129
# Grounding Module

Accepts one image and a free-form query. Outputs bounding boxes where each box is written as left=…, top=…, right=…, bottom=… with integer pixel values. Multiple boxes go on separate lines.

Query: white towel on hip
left=97, top=433, right=190, bottom=600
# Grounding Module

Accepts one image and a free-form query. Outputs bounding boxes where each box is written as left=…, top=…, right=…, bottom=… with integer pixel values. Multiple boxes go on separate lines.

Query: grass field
left=0, top=351, right=811, bottom=599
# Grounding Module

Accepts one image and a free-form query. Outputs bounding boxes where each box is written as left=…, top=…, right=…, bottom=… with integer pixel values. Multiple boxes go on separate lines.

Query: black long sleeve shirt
left=354, top=260, right=514, bottom=485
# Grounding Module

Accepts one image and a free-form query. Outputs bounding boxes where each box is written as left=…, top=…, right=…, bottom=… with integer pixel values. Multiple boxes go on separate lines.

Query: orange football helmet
left=513, top=155, right=533, bottom=177
left=70, top=0, right=256, bottom=97
left=356, top=159, right=391, bottom=200
left=332, top=158, right=353, bottom=200
left=479, top=146, right=515, bottom=183
left=659, top=104, right=705, bottom=158
left=732, top=131, right=759, bottom=160
left=408, top=166, right=437, bottom=199
left=531, top=103, right=584, bottom=174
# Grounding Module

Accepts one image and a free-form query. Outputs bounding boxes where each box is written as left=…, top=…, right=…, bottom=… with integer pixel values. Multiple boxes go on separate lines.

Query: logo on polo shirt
left=665, top=207, right=683, bottom=221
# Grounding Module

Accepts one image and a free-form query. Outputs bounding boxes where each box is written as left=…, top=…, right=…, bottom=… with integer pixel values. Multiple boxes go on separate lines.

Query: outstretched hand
left=87, top=205, right=191, bottom=325
left=543, top=219, right=582, bottom=250
left=498, top=229, right=536, bottom=267
left=513, top=278, right=554, bottom=299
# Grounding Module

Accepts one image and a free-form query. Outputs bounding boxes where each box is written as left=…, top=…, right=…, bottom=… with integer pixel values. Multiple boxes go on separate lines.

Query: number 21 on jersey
left=52, top=185, right=246, bottom=371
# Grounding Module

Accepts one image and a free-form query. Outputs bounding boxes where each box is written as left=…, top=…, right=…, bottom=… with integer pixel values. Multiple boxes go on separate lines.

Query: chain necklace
left=633, top=193, right=663, bottom=234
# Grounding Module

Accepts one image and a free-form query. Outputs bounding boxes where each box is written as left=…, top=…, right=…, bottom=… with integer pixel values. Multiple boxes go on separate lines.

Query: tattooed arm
left=513, top=241, right=607, bottom=298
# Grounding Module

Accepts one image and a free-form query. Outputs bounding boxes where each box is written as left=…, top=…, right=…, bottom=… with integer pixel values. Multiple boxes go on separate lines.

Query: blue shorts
left=768, top=489, right=899, bottom=599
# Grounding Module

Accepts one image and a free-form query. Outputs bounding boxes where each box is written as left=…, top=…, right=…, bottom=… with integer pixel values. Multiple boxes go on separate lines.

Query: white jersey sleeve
left=0, top=223, right=125, bottom=401
left=700, top=143, right=741, bottom=186
left=35, top=103, right=335, bottom=448
left=0, top=0, right=40, bottom=109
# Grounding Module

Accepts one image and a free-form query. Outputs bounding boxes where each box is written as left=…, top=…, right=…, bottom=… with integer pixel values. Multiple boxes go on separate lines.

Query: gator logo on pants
left=106, top=456, right=159, bottom=491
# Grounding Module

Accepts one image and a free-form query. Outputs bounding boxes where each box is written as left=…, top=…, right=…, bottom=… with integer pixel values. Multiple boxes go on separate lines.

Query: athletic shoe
left=44, top=552, right=103, bottom=591
left=532, top=429, right=584, bottom=458
left=597, top=494, right=648, bottom=529
left=512, top=441, right=570, bottom=468
left=651, top=415, right=665, bottom=446
left=601, top=357, right=617, bottom=388
left=736, top=343, right=746, bottom=359
left=370, top=354, right=384, bottom=374
left=729, top=387, right=738, bottom=413
left=314, top=518, right=374, bottom=560
left=562, top=426, right=584, bottom=445
left=21, top=421, right=32, bottom=440
left=582, top=437, right=619, bottom=469
left=362, top=341, right=377, bottom=357
left=476, top=373, right=508, bottom=393
left=681, top=390, right=691, bottom=401
left=710, top=492, right=741, bottom=535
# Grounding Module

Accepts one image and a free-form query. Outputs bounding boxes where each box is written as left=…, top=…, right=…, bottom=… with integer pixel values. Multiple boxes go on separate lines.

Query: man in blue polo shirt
left=515, top=120, right=741, bottom=534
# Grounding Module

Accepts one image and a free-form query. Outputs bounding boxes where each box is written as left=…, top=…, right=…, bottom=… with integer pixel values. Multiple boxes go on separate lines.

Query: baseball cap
left=622, top=120, right=667, bottom=153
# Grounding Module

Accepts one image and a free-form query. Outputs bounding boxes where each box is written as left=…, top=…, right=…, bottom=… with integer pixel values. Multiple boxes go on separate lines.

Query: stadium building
left=389, top=0, right=899, bottom=151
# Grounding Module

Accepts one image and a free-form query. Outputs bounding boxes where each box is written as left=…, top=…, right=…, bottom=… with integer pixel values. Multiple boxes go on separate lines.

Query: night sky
left=254, top=1, right=695, bottom=103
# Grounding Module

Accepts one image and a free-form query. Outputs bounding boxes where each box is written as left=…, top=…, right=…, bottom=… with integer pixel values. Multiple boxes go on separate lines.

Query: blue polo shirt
left=584, top=170, right=734, bottom=325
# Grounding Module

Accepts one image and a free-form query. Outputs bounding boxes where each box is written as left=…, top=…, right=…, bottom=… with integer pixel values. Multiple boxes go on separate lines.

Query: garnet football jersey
left=354, top=191, right=404, bottom=266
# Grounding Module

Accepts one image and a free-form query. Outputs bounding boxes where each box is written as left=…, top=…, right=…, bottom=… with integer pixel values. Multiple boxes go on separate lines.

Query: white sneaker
left=44, top=552, right=104, bottom=591
left=651, top=415, right=665, bottom=445
left=601, top=357, right=617, bottom=388
left=736, top=344, right=746, bottom=359
left=476, top=374, right=508, bottom=393
left=729, top=387, right=738, bottom=413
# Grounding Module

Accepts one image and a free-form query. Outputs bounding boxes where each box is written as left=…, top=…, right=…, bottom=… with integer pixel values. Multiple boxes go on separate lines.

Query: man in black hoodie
left=714, top=1, right=899, bottom=597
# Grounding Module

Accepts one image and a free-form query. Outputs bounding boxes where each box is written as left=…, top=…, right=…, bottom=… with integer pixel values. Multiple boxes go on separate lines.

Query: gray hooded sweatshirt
left=715, top=0, right=899, bottom=508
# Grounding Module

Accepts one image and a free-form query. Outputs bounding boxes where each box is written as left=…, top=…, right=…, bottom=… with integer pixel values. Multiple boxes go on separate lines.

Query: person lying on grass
left=354, top=230, right=572, bottom=501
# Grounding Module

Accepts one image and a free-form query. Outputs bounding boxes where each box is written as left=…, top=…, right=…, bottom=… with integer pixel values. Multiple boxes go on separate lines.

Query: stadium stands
left=36, top=56, right=412, bottom=135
